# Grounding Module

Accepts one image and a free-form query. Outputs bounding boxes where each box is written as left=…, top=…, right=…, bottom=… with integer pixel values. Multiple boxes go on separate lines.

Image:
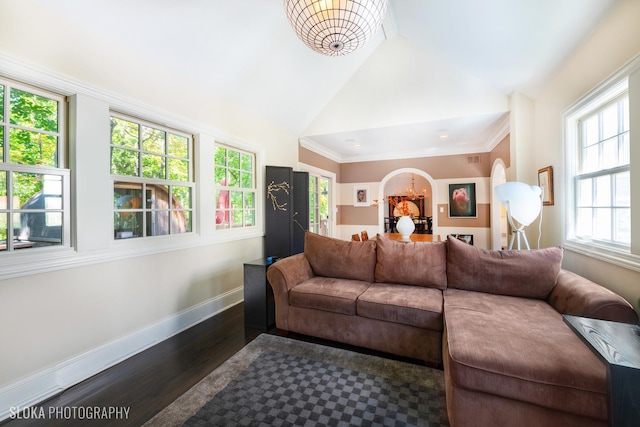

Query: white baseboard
left=0, top=287, right=243, bottom=422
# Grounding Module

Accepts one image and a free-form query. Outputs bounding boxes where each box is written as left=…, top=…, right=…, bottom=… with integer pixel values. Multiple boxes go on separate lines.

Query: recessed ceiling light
left=353, top=143, right=361, bottom=147
left=436, top=129, right=449, bottom=140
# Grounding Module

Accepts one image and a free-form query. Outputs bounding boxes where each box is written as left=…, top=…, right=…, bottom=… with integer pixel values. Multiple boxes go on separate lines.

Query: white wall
left=533, top=0, right=640, bottom=312
left=303, top=36, right=509, bottom=136
left=0, top=1, right=299, bottom=417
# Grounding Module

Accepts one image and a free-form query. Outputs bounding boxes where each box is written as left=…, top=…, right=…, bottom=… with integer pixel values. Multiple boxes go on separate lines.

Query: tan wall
left=299, top=145, right=341, bottom=181
left=340, top=152, right=491, bottom=183
left=304, top=151, right=500, bottom=237
left=338, top=204, right=491, bottom=229
left=340, top=205, right=379, bottom=225
left=437, top=203, right=490, bottom=228
left=490, top=134, right=510, bottom=169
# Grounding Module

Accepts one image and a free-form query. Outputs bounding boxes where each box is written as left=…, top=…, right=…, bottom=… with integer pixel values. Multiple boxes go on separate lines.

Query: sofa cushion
left=357, top=283, right=443, bottom=330
left=443, top=289, right=607, bottom=421
left=289, top=277, right=371, bottom=315
left=374, top=236, right=447, bottom=289
left=304, top=231, right=376, bottom=283
left=446, top=235, right=563, bottom=299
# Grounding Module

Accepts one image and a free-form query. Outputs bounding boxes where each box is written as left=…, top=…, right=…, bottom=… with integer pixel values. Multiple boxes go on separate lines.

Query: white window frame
left=110, top=112, right=195, bottom=240
left=299, top=163, right=336, bottom=238
left=563, top=55, right=640, bottom=270
left=214, top=143, right=257, bottom=231
left=0, top=78, right=71, bottom=253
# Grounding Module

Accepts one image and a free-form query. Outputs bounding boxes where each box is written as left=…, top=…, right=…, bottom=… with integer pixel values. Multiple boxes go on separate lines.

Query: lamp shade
left=284, top=0, right=388, bottom=56
left=494, top=182, right=542, bottom=226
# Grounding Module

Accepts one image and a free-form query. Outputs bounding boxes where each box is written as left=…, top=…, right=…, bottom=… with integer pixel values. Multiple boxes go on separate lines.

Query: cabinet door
left=265, top=166, right=293, bottom=258
left=292, top=171, right=309, bottom=255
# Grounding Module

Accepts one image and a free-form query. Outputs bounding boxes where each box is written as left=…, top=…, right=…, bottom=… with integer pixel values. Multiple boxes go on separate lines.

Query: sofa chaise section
left=443, top=236, right=638, bottom=426
left=444, top=289, right=609, bottom=427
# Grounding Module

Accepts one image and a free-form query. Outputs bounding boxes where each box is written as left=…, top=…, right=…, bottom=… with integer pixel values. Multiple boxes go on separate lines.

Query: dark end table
left=563, top=314, right=640, bottom=427
left=243, top=258, right=275, bottom=330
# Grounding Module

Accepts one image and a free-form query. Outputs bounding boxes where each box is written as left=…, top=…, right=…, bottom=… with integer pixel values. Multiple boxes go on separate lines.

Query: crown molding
left=485, top=113, right=511, bottom=151
left=300, top=136, right=500, bottom=164
left=298, top=137, right=343, bottom=163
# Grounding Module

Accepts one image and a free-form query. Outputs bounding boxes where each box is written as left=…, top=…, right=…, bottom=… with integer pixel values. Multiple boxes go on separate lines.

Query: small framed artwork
left=354, top=185, right=370, bottom=207
left=538, top=166, right=554, bottom=206
left=449, top=183, right=477, bottom=217
left=451, top=234, right=474, bottom=245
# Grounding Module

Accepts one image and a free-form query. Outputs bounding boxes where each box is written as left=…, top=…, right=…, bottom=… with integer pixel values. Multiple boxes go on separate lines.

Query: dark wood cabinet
left=250, top=166, right=308, bottom=330
left=265, top=166, right=308, bottom=259
left=243, top=258, right=275, bottom=330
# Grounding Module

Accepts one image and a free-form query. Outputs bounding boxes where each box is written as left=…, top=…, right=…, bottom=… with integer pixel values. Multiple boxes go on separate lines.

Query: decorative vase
left=396, top=216, right=415, bottom=241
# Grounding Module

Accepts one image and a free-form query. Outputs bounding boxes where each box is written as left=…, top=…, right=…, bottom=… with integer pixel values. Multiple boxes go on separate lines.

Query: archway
left=377, top=168, right=437, bottom=236
left=490, top=159, right=508, bottom=249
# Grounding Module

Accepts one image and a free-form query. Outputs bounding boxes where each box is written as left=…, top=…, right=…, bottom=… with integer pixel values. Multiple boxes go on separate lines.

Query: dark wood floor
left=2, top=303, right=262, bottom=427
left=2, top=302, right=425, bottom=427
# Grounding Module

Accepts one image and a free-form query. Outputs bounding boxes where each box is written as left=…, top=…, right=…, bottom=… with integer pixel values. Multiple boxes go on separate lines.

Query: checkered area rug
left=184, top=349, right=448, bottom=427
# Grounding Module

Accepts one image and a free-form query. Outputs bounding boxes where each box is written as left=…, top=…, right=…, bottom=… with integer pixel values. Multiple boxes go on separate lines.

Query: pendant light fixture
left=284, top=0, right=388, bottom=57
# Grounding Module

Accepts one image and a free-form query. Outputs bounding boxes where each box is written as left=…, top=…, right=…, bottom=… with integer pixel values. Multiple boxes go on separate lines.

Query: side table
left=243, top=258, right=275, bottom=330
left=563, top=315, right=640, bottom=427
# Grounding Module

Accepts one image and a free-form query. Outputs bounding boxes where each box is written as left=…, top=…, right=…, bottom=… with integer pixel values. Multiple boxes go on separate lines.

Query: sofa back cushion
left=446, top=235, right=563, bottom=299
left=304, top=231, right=376, bottom=282
left=374, top=235, right=447, bottom=289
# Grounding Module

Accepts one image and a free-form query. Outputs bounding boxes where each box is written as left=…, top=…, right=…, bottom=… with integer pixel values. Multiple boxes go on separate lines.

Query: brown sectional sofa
left=265, top=231, right=639, bottom=426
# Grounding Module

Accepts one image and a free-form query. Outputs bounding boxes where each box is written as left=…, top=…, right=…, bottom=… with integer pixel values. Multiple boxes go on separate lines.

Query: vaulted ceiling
left=32, top=0, right=619, bottom=162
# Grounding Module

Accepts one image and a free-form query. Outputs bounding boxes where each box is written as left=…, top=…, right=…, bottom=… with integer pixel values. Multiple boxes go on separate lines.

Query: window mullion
left=575, top=164, right=630, bottom=181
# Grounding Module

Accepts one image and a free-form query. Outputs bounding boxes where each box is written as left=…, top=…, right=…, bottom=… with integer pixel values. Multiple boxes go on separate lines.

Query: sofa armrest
left=548, top=269, right=638, bottom=324
left=266, top=253, right=314, bottom=330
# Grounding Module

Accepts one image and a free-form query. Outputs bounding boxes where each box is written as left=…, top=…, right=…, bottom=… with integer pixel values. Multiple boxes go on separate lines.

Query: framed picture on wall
left=448, top=183, right=477, bottom=217
left=354, top=185, right=370, bottom=207
left=538, top=166, right=554, bottom=205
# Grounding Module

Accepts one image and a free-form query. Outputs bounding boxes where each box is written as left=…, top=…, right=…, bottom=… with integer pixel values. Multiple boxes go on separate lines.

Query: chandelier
left=403, top=175, right=427, bottom=200
left=284, top=0, right=388, bottom=57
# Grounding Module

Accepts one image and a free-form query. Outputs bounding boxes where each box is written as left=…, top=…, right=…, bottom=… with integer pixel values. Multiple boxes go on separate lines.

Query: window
left=0, top=79, right=69, bottom=252
left=575, top=93, right=629, bottom=245
left=110, top=113, right=194, bottom=239
left=214, top=145, right=256, bottom=229
left=565, top=56, right=640, bottom=265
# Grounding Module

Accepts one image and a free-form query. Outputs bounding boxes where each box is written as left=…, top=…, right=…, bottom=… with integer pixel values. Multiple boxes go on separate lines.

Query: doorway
left=378, top=168, right=437, bottom=236
left=301, top=163, right=336, bottom=237
left=309, top=174, right=331, bottom=236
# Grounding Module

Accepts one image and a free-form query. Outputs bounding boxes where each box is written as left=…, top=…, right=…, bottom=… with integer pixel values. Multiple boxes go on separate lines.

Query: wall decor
left=538, top=166, right=554, bottom=205
left=354, top=185, right=370, bottom=207
left=448, top=183, right=477, bottom=218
